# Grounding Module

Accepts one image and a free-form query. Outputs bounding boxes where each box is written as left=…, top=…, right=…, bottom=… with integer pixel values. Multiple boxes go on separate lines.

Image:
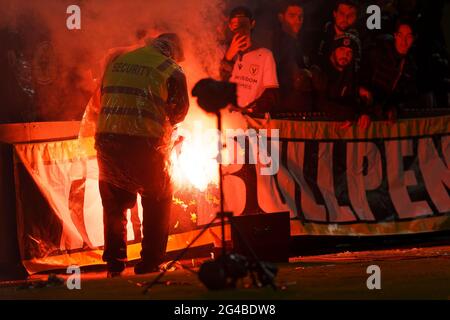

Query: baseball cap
left=332, top=33, right=361, bottom=57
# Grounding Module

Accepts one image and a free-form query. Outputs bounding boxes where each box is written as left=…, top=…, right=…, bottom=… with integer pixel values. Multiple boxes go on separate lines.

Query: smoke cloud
left=0, top=0, right=227, bottom=124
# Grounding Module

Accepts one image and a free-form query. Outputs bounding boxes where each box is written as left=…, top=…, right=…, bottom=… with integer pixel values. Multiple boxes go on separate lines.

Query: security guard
left=95, top=33, right=189, bottom=277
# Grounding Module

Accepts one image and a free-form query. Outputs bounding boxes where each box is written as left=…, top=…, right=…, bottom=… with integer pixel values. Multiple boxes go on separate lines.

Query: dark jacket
left=271, top=28, right=313, bottom=113
left=311, top=59, right=364, bottom=121
left=360, top=37, right=419, bottom=113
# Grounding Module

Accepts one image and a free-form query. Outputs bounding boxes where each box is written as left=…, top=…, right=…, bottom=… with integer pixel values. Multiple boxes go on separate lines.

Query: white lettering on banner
left=249, top=136, right=449, bottom=222
left=223, top=164, right=247, bottom=215
left=418, top=138, right=450, bottom=213
left=256, top=141, right=294, bottom=216
left=257, top=165, right=295, bottom=216
left=287, top=142, right=327, bottom=221
left=366, top=265, right=381, bottom=290
left=346, top=142, right=382, bottom=221
left=385, top=140, right=433, bottom=219
left=317, top=143, right=355, bottom=222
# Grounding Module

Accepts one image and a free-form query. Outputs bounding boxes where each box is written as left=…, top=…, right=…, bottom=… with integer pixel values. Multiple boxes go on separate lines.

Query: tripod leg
left=177, top=262, right=199, bottom=276
left=142, top=215, right=218, bottom=294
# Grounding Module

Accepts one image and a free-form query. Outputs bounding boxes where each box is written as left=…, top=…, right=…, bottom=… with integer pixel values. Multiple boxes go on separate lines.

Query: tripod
left=142, top=110, right=277, bottom=294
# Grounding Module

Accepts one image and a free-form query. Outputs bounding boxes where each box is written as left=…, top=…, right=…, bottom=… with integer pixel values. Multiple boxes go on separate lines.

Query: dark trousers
left=96, top=134, right=172, bottom=266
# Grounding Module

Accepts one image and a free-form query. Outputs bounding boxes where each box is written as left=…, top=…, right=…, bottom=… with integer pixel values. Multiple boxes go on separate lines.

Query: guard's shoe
left=106, top=260, right=125, bottom=278
left=107, top=271, right=122, bottom=278
left=134, top=261, right=161, bottom=275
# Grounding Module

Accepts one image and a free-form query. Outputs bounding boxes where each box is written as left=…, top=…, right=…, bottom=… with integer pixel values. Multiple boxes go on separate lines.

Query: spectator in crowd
left=360, top=18, right=419, bottom=120
left=315, top=0, right=360, bottom=67
left=220, top=6, right=279, bottom=113
left=271, top=0, right=313, bottom=113
left=311, top=33, right=371, bottom=128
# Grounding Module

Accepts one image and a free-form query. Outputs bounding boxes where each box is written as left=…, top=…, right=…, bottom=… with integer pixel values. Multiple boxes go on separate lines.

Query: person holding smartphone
left=220, top=6, right=279, bottom=114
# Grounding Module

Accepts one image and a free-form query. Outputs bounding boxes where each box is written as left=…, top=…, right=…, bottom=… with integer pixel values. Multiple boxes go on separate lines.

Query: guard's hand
left=357, top=114, right=371, bottom=129
left=225, top=34, right=249, bottom=61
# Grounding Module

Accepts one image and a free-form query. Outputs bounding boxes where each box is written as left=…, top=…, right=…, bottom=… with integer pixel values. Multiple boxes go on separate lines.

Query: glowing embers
left=170, top=121, right=220, bottom=191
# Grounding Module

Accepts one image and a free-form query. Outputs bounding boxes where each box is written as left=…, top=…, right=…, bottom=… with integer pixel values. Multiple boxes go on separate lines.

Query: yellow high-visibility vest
left=97, top=46, right=180, bottom=138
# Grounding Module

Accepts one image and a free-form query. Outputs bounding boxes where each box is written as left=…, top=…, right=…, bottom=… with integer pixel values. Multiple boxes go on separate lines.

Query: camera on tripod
left=198, top=253, right=278, bottom=290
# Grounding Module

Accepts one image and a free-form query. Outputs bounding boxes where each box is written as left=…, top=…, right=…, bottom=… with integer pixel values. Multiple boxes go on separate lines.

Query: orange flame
left=170, top=121, right=219, bottom=191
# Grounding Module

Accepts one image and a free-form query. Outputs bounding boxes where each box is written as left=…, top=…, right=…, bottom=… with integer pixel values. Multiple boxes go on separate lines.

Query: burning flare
left=170, top=121, right=219, bottom=191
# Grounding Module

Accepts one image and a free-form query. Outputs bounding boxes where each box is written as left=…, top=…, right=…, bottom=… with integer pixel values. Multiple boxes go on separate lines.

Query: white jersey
left=229, top=47, right=279, bottom=108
